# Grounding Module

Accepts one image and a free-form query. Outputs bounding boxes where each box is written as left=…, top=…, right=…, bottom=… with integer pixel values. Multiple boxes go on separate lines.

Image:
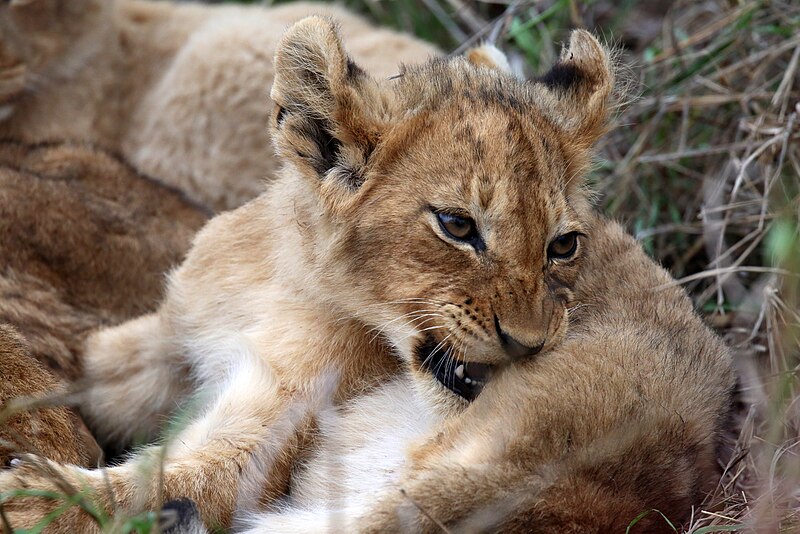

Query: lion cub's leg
left=0, top=355, right=309, bottom=531
left=79, top=313, right=191, bottom=449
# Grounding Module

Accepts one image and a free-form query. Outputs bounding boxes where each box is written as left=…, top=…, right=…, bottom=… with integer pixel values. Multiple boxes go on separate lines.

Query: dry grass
left=596, top=2, right=800, bottom=531
left=602, top=2, right=799, bottom=531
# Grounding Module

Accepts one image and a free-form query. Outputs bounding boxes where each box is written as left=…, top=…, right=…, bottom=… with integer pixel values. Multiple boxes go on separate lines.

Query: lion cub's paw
left=159, top=499, right=209, bottom=534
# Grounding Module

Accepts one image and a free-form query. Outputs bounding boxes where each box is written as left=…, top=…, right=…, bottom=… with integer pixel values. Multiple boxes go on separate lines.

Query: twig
left=657, top=267, right=799, bottom=289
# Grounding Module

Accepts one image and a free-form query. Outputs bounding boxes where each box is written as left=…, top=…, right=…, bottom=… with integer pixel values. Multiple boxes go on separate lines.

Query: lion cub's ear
left=271, top=17, right=384, bottom=192
left=534, top=30, right=616, bottom=149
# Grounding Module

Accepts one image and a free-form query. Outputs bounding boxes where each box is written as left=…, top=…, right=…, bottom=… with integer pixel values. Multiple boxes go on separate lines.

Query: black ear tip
left=160, top=498, right=207, bottom=534
left=538, top=63, right=584, bottom=91
left=346, top=58, right=366, bottom=80
left=275, top=105, right=287, bottom=126
left=538, top=30, right=613, bottom=94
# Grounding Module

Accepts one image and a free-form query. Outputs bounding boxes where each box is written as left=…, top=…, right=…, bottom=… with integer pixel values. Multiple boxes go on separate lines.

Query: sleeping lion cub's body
left=0, top=142, right=206, bottom=470
left=0, top=0, right=438, bottom=211
left=0, top=18, right=733, bottom=534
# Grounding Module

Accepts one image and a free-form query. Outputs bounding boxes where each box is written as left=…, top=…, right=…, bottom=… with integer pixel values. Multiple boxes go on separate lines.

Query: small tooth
left=464, top=377, right=472, bottom=384
left=455, top=364, right=465, bottom=379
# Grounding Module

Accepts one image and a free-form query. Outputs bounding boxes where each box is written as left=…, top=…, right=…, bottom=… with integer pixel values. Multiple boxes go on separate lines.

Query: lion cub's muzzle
left=415, top=334, right=494, bottom=401
left=494, top=315, right=545, bottom=360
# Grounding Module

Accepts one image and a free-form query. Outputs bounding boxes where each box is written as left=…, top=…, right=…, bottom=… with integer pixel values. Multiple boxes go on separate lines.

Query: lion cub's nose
left=494, top=316, right=545, bottom=360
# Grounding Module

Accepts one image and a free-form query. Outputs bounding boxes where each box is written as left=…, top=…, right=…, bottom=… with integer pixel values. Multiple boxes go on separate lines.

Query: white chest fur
left=288, top=379, right=437, bottom=511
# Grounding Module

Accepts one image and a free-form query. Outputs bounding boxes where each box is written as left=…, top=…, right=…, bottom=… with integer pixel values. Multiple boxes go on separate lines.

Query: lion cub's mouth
left=416, top=334, right=494, bottom=402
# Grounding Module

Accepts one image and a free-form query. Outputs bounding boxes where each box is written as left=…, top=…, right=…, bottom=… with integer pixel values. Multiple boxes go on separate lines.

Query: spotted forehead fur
left=378, top=102, right=577, bottom=237
left=375, top=64, right=592, bottom=247
left=390, top=30, right=617, bottom=142
left=394, top=57, right=535, bottom=113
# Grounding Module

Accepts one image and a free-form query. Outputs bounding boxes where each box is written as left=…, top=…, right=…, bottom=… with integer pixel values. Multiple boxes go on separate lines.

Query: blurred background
left=256, top=0, right=800, bottom=531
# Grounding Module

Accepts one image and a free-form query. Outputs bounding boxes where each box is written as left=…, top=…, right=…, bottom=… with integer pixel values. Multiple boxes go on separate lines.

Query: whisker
left=455, top=337, right=468, bottom=364
left=368, top=312, right=444, bottom=344
left=357, top=297, right=450, bottom=310
left=416, top=323, right=446, bottom=333
left=567, top=303, right=591, bottom=313
left=421, top=333, right=453, bottom=370
left=447, top=349, right=456, bottom=391
left=433, top=343, right=453, bottom=385
left=400, top=316, right=443, bottom=333
left=366, top=309, right=440, bottom=335
left=375, top=323, right=447, bottom=346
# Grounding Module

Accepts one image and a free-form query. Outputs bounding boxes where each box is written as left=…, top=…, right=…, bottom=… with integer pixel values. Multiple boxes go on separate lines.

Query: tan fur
left=380, top=217, right=733, bottom=532
left=0, top=325, right=99, bottom=468
left=0, top=141, right=206, bottom=474
left=0, top=21, right=732, bottom=534
left=0, top=0, right=440, bottom=211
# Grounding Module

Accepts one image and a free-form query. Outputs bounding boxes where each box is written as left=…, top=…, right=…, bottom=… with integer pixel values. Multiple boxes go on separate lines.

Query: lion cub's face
left=349, top=108, right=591, bottom=401
left=272, top=19, right=614, bottom=404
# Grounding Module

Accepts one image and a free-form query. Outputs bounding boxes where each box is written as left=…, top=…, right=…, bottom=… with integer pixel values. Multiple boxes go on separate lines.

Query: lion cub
left=0, top=0, right=438, bottom=211
left=242, top=214, right=734, bottom=533
left=0, top=18, right=731, bottom=534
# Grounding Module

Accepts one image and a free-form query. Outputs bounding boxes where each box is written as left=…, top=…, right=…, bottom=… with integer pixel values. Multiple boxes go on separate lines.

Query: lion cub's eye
left=548, top=232, right=579, bottom=260
left=437, top=212, right=477, bottom=242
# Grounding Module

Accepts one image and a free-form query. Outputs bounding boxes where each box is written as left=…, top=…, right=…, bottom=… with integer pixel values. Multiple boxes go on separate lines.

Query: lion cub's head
left=271, top=18, right=616, bottom=406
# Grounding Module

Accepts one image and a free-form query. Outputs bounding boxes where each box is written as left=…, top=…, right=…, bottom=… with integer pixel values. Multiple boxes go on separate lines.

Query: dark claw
left=159, top=498, right=208, bottom=534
